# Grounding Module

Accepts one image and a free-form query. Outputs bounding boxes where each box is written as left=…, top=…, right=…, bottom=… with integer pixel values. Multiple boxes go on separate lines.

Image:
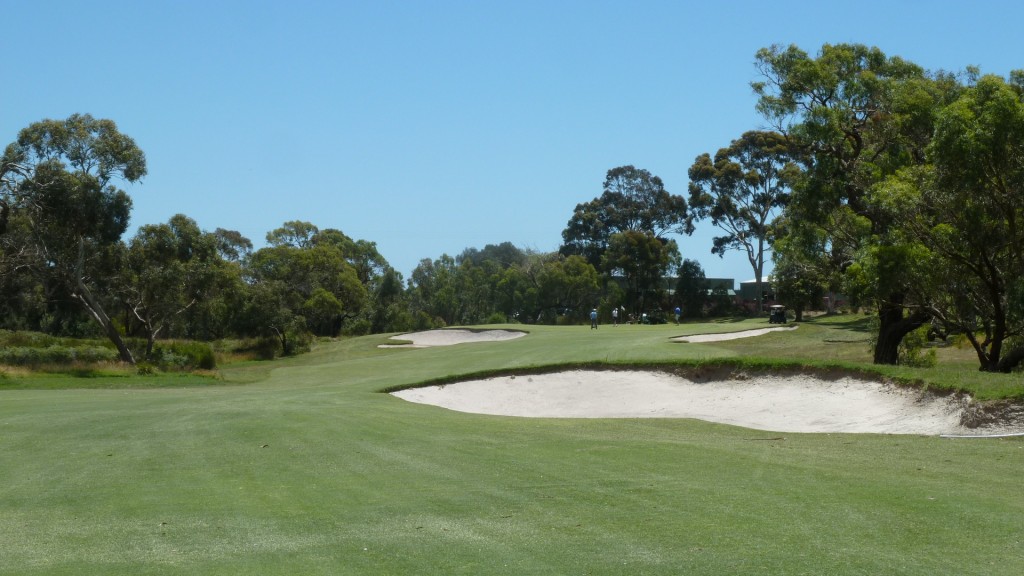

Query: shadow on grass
left=800, top=315, right=873, bottom=332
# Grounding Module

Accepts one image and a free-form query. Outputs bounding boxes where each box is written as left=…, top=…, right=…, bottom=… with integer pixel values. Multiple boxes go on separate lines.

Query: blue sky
left=5, top=0, right=1023, bottom=282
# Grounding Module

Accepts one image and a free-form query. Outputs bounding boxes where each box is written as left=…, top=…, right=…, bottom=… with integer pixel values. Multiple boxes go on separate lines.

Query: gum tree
left=561, top=165, right=691, bottom=268
left=881, top=73, right=1024, bottom=371
left=753, top=44, right=952, bottom=364
left=687, top=130, right=800, bottom=312
left=3, top=114, right=146, bottom=363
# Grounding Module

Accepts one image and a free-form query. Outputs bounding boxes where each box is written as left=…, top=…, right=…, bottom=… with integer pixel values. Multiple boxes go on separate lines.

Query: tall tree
left=687, top=130, right=799, bottom=312
left=880, top=73, right=1024, bottom=371
left=534, top=254, right=600, bottom=323
left=4, top=114, right=146, bottom=363
left=674, top=259, right=707, bottom=319
left=212, top=228, right=253, bottom=262
left=561, top=165, right=691, bottom=267
left=247, top=239, right=368, bottom=339
left=124, top=214, right=221, bottom=356
left=753, top=44, right=948, bottom=364
left=602, top=231, right=678, bottom=316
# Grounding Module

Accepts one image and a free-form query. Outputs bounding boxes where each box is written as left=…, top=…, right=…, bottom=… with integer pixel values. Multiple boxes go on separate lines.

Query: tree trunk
left=73, top=283, right=136, bottom=365
left=996, top=345, right=1024, bottom=373
left=873, top=298, right=927, bottom=365
left=72, top=237, right=135, bottom=365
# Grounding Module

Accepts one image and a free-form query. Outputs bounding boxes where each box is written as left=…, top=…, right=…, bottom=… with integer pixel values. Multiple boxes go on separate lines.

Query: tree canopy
left=4, top=44, right=1024, bottom=373
left=688, top=130, right=800, bottom=311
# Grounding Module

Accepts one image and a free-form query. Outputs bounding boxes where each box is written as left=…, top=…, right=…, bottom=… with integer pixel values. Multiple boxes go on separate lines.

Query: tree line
left=2, top=43, right=1023, bottom=372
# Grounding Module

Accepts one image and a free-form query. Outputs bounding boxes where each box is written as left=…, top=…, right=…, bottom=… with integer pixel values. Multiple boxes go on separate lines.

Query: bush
left=235, top=336, right=281, bottom=360
left=148, top=341, right=217, bottom=370
left=898, top=325, right=937, bottom=368
left=282, top=330, right=313, bottom=356
left=485, top=312, right=507, bottom=325
left=343, top=319, right=373, bottom=337
left=0, top=345, right=119, bottom=367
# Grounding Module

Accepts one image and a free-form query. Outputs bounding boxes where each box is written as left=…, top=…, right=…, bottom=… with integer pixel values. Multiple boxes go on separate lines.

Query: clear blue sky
left=5, top=0, right=1022, bottom=283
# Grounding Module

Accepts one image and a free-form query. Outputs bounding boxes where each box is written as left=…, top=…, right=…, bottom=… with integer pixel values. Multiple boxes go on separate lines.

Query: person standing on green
left=590, top=308, right=598, bottom=329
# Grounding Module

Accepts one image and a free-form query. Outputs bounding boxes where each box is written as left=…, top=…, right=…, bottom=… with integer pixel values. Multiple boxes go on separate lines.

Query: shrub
left=898, top=325, right=937, bottom=368
left=485, top=312, right=507, bottom=325
left=148, top=341, right=217, bottom=370
left=343, top=319, right=373, bottom=336
left=0, top=345, right=118, bottom=367
left=282, top=330, right=313, bottom=356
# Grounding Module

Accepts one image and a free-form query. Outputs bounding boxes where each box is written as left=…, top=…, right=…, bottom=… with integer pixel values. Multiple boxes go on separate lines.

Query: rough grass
left=1, top=316, right=1023, bottom=575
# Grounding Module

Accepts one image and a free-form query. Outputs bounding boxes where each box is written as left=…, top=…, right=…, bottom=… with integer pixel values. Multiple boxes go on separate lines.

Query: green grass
left=2, top=317, right=1023, bottom=575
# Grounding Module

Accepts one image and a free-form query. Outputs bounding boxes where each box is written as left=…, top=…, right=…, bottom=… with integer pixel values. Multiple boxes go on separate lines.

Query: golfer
left=590, top=308, right=598, bottom=329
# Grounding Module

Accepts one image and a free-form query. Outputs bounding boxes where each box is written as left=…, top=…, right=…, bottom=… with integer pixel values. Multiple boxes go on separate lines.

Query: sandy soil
left=393, top=370, right=1024, bottom=436
left=380, top=329, right=527, bottom=348
left=672, top=326, right=798, bottom=343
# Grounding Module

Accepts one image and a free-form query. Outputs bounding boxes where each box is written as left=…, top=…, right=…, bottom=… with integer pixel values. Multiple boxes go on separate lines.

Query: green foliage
left=687, top=130, right=799, bottom=300
left=0, top=329, right=64, bottom=347
left=675, top=259, right=707, bottom=319
left=148, top=341, right=216, bottom=370
left=560, top=165, right=691, bottom=268
left=250, top=336, right=282, bottom=360
left=343, top=318, right=372, bottom=336
left=0, top=344, right=118, bottom=366
left=0, top=330, right=122, bottom=367
left=6, top=114, right=147, bottom=364
left=898, top=325, right=937, bottom=368
left=281, top=329, right=313, bottom=356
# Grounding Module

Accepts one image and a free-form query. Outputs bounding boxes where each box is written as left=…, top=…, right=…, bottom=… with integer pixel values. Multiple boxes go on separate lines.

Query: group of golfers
left=590, top=306, right=682, bottom=329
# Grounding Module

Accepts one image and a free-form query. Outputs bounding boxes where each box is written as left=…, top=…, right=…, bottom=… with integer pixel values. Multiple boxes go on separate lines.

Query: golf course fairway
left=2, top=318, right=1022, bottom=575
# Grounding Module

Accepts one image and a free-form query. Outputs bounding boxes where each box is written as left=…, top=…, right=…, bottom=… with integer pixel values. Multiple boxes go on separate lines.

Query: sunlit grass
left=1, top=317, right=1022, bottom=575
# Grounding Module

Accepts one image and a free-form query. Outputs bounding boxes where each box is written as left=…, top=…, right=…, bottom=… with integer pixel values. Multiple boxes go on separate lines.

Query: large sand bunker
left=392, top=370, right=1021, bottom=436
left=380, top=329, right=526, bottom=348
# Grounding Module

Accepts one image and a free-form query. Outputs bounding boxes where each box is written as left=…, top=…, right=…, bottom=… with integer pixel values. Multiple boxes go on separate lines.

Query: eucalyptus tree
left=877, top=73, right=1024, bottom=371
left=249, top=221, right=392, bottom=340
left=124, top=214, right=224, bottom=356
left=212, top=228, right=253, bottom=262
left=687, top=130, right=800, bottom=312
left=247, top=239, right=367, bottom=339
left=534, top=254, right=600, bottom=323
left=674, top=259, right=707, bottom=319
left=2, top=114, right=145, bottom=363
left=752, top=44, right=954, bottom=364
left=561, top=165, right=691, bottom=268
left=602, top=231, right=678, bottom=316
left=266, top=220, right=319, bottom=249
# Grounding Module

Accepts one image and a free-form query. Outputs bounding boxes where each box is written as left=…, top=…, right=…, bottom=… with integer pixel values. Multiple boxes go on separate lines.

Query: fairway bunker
left=392, top=370, right=1022, bottom=436
left=379, top=329, right=527, bottom=348
left=671, top=325, right=798, bottom=342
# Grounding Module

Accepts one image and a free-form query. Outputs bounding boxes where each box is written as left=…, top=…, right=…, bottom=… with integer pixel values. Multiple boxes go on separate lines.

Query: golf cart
left=768, top=305, right=787, bottom=324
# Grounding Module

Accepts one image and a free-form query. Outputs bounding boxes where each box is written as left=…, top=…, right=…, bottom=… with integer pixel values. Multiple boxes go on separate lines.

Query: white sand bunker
left=380, top=329, right=526, bottom=348
left=392, top=370, right=992, bottom=435
left=672, top=325, right=797, bottom=343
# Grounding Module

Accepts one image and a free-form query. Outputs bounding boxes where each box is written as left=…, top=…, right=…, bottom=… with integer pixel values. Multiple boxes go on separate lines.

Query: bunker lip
left=392, top=369, right=1024, bottom=436
left=379, top=328, right=527, bottom=348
